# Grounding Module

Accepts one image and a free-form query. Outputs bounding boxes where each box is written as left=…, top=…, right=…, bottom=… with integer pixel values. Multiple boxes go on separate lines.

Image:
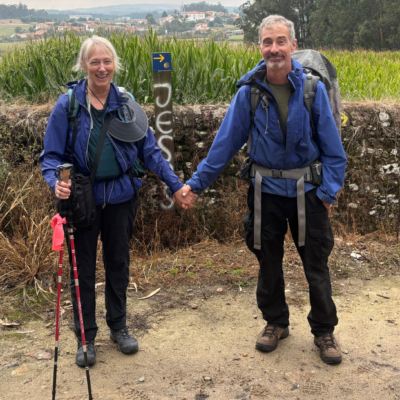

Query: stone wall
left=1, top=101, right=399, bottom=238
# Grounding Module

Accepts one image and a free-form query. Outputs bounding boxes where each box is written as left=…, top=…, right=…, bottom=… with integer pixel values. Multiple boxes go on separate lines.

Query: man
left=183, top=15, right=347, bottom=364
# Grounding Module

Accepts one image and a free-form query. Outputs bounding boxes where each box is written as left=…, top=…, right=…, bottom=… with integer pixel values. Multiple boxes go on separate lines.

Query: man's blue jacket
left=40, top=79, right=183, bottom=206
left=186, top=59, right=347, bottom=204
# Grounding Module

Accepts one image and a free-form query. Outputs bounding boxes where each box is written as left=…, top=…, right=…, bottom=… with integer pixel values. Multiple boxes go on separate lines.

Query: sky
left=2, top=0, right=245, bottom=10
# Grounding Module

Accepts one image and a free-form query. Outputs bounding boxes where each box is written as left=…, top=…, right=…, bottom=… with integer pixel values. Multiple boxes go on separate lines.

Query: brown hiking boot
left=314, top=333, right=342, bottom=364
left=256, top=325, right=289, bottom=352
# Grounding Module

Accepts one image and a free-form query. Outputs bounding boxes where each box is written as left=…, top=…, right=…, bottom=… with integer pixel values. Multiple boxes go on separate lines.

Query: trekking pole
left=52, top=163, right=93, bottom=400
left=67, top=221, right=93, bottom=400
left=52, top=248, right=63, bottom=400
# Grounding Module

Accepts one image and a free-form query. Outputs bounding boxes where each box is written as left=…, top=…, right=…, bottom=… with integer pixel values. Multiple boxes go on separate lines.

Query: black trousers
left=65, top=197, right=138, bottom=341
left=244, top=185, right=337, bottom=336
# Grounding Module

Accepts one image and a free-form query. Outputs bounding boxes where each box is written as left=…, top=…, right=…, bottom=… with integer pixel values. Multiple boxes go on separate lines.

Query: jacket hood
left=65, top=79, right=125, bottom=111
left=236, top=58, right=304, bottom=88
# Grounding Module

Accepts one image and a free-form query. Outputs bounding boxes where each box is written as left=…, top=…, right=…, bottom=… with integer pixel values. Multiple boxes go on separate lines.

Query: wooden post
left=153, top=52, right=175, bottom=210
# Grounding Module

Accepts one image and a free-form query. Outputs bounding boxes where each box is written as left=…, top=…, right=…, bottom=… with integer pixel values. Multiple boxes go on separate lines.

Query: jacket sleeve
left=39, top=95, right=69, bottom=192
left=137, top=127, right=184, bottom=195
left=186, top=87, right=251, bottom=194
left=311, top=81, right=347, bottom=204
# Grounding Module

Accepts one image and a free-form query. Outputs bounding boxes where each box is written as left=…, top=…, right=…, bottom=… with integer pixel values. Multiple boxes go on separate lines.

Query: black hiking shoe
left=76, top=339, right=96, bottom=367
left=110, top=327, right=139, bottom=355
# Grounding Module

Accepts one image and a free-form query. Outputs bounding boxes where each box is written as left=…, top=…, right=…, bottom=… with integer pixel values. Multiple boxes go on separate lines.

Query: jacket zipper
left=108, top=135, right=128, bottom=171
left=108, top=180, right=115, bottom=204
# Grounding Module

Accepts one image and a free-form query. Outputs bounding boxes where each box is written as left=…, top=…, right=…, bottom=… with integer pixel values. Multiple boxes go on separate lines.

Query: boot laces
left=261, top=325, right=279, bottom=339
left=320, top=334, right=338, bottom=349
left=117, top=327, right=131, bottom=339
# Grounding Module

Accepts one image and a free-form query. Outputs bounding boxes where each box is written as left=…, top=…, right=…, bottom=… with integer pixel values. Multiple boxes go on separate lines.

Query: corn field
left=0, top=31, right=399, bottom=104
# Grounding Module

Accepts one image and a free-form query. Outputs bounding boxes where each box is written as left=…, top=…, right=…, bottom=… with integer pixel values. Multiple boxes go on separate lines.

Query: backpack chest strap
left=250, top=163, right=313, bottom=250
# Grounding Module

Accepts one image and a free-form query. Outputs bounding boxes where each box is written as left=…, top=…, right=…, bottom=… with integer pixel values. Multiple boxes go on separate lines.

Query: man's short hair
left=258, top=15, right=296, bottom=44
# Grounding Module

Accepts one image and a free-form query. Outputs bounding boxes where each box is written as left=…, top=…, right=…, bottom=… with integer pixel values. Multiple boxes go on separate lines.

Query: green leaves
left=1, top=31, right=399, bottom=104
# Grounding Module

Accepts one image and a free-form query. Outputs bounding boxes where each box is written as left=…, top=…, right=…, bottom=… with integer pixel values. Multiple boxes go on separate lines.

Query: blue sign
left=152, top=53, right=172, bottom=72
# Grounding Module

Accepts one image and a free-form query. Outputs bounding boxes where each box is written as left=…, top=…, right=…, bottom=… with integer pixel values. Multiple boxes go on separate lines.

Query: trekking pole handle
left=57, top=163, right=73, bottom=184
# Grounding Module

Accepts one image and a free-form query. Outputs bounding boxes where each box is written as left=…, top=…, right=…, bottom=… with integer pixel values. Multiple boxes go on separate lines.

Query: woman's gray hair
left=72, top=35, right=122, bottom=74
left=258, top=15, right=296, bottom=44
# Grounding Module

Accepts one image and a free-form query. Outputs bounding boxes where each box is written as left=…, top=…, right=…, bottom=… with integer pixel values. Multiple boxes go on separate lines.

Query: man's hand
left=173, top=185, right=198, bottom=210
left=323, top=200, right=331, bottom=217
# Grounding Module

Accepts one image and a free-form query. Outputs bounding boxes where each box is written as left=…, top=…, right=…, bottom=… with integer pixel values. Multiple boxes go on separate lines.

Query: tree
left=185, top=1, right=228, bottom=13
left=162, top=11, right=168, bottom=17
left=214, top=16, right=222, bottom=24
left=208, top=20, right=215, bottom=27
left=14, top=26, right=23, bottom=33
left=208, top=30, right=229, bottom=41
left=146, top=13, right=156, bottom=25
left=236, top=0, right=316, bottom=46
left=78, top=17, right=87, bottom=21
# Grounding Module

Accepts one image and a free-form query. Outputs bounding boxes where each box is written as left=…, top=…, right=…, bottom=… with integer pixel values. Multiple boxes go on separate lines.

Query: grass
left=0, top=23, right=33, bottom=37
left=0, top=30, right=400, bottom=103
left=228, top=35, right=244, bottom=42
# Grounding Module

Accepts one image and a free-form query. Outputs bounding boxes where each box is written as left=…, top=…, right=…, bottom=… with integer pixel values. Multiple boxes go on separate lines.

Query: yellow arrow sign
left=154, top=54, right=165, bottom=63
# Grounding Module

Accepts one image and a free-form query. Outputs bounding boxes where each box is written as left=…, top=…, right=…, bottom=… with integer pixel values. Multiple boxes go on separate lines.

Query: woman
left=40, top=36, right=196, bottom=367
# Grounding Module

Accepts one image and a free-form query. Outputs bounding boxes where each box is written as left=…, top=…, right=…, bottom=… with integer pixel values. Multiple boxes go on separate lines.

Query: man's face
left=259, top=23, right=297, bottom=72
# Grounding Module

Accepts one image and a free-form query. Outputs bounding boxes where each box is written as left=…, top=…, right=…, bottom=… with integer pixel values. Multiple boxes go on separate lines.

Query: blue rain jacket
left=186, top=59, right=347, bottom=204
left=40, top=79, right=183, bottom=206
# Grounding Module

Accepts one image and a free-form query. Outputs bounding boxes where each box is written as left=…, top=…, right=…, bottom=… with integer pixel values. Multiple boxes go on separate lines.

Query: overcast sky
left=2, top=0, right=244, bottom=10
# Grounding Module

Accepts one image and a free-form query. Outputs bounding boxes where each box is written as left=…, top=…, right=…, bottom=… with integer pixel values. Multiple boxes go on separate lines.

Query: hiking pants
left=65, top=197, right=138, bottom=341
left=243, top=185, right=337, bottom=336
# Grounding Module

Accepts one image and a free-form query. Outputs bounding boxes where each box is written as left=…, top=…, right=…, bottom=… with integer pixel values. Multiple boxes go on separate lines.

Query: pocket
left=307, top=226, right=333, bottom=259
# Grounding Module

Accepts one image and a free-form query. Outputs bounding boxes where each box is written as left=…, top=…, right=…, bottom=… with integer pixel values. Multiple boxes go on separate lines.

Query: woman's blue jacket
left=40, top=79, right=183, bottom=206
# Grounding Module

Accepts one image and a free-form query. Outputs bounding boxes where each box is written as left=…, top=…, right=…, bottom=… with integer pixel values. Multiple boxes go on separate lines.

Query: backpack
left=245, top=50, right=341, bottom=155
left=67, top=87, right=146, bottom=178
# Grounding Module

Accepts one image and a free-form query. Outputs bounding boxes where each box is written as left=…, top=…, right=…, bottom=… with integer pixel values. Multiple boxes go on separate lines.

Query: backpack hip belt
left=250, top=163, right=315, bottom=250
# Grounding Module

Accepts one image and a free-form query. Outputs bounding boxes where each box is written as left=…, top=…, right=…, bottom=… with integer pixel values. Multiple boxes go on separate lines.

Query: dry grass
left=0, top=165, right=55, bottom=292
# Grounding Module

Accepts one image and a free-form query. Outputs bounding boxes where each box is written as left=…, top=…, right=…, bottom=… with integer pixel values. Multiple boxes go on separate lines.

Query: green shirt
left=87, top=99, right=122, bottom=181
left=264, top=75, right=292, bottom=144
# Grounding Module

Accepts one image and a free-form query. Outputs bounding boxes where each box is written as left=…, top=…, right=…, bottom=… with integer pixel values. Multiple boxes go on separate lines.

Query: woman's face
left=83, top=46, right=115, bottom=92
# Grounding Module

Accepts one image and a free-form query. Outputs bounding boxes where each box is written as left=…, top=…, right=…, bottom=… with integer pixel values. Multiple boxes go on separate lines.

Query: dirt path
left=1, top=274, right=399, bottom=400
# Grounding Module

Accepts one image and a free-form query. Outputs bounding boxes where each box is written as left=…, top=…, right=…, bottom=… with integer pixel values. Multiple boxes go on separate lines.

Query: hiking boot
left=256, top=325, right=289, bottom=352
left=110, top=327, right=139, bottom=355
left=314, top=333, right=342, bottom=364
left=76, top=339, right=96, bottom=367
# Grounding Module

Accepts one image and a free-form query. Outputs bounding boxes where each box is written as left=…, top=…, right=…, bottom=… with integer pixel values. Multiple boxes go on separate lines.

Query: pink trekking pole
left=51, top=164, right=93, bottom=400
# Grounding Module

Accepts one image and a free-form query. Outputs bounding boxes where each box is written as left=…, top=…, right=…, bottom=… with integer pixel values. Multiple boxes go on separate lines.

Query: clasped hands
left=173, top=185, right=197, bottom=210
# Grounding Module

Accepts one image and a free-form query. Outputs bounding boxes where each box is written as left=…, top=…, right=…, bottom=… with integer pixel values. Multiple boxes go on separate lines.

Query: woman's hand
left=55, top=179, right=72, bottom=200
left=173, top=185, right=198, bottom=210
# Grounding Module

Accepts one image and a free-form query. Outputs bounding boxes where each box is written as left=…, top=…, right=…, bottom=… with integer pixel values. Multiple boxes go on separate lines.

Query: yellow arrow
left=154, top=54, right=165, bottom=63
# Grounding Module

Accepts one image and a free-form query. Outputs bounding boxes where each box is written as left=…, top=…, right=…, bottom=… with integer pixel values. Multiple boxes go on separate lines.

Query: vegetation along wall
left=0, top=101, right=399, bottom=252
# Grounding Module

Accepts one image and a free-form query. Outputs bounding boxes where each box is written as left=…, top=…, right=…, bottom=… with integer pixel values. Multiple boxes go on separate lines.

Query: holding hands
left=173, top=185, right=198, bottom=210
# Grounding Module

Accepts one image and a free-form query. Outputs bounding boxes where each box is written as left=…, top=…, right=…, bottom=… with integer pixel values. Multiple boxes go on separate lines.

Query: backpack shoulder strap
left=247, top=86, right=261, bottom=154
left=247, top=84, right=270, bottom=155
left=303, top=73, right=319, bottom=140
left=67, top=88, right=80, bottom=159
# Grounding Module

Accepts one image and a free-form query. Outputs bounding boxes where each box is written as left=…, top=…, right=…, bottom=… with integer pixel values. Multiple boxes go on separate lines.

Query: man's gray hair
left=258, top=15, right=296, bottom=44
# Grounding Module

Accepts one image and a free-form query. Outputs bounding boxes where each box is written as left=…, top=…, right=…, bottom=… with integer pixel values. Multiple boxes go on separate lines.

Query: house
left=35, top=23, right=50, bottom=31
left=206, top=16, right=215, bottom=21
left=86, top=24, right=97, bottom=32
left=195, top=23, right=208, bottom=31
left=216, top=12, right=225, bottom=17
left=185, top=11, right=206, bottom=21
left=205, top=11, right=216, bottom=16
